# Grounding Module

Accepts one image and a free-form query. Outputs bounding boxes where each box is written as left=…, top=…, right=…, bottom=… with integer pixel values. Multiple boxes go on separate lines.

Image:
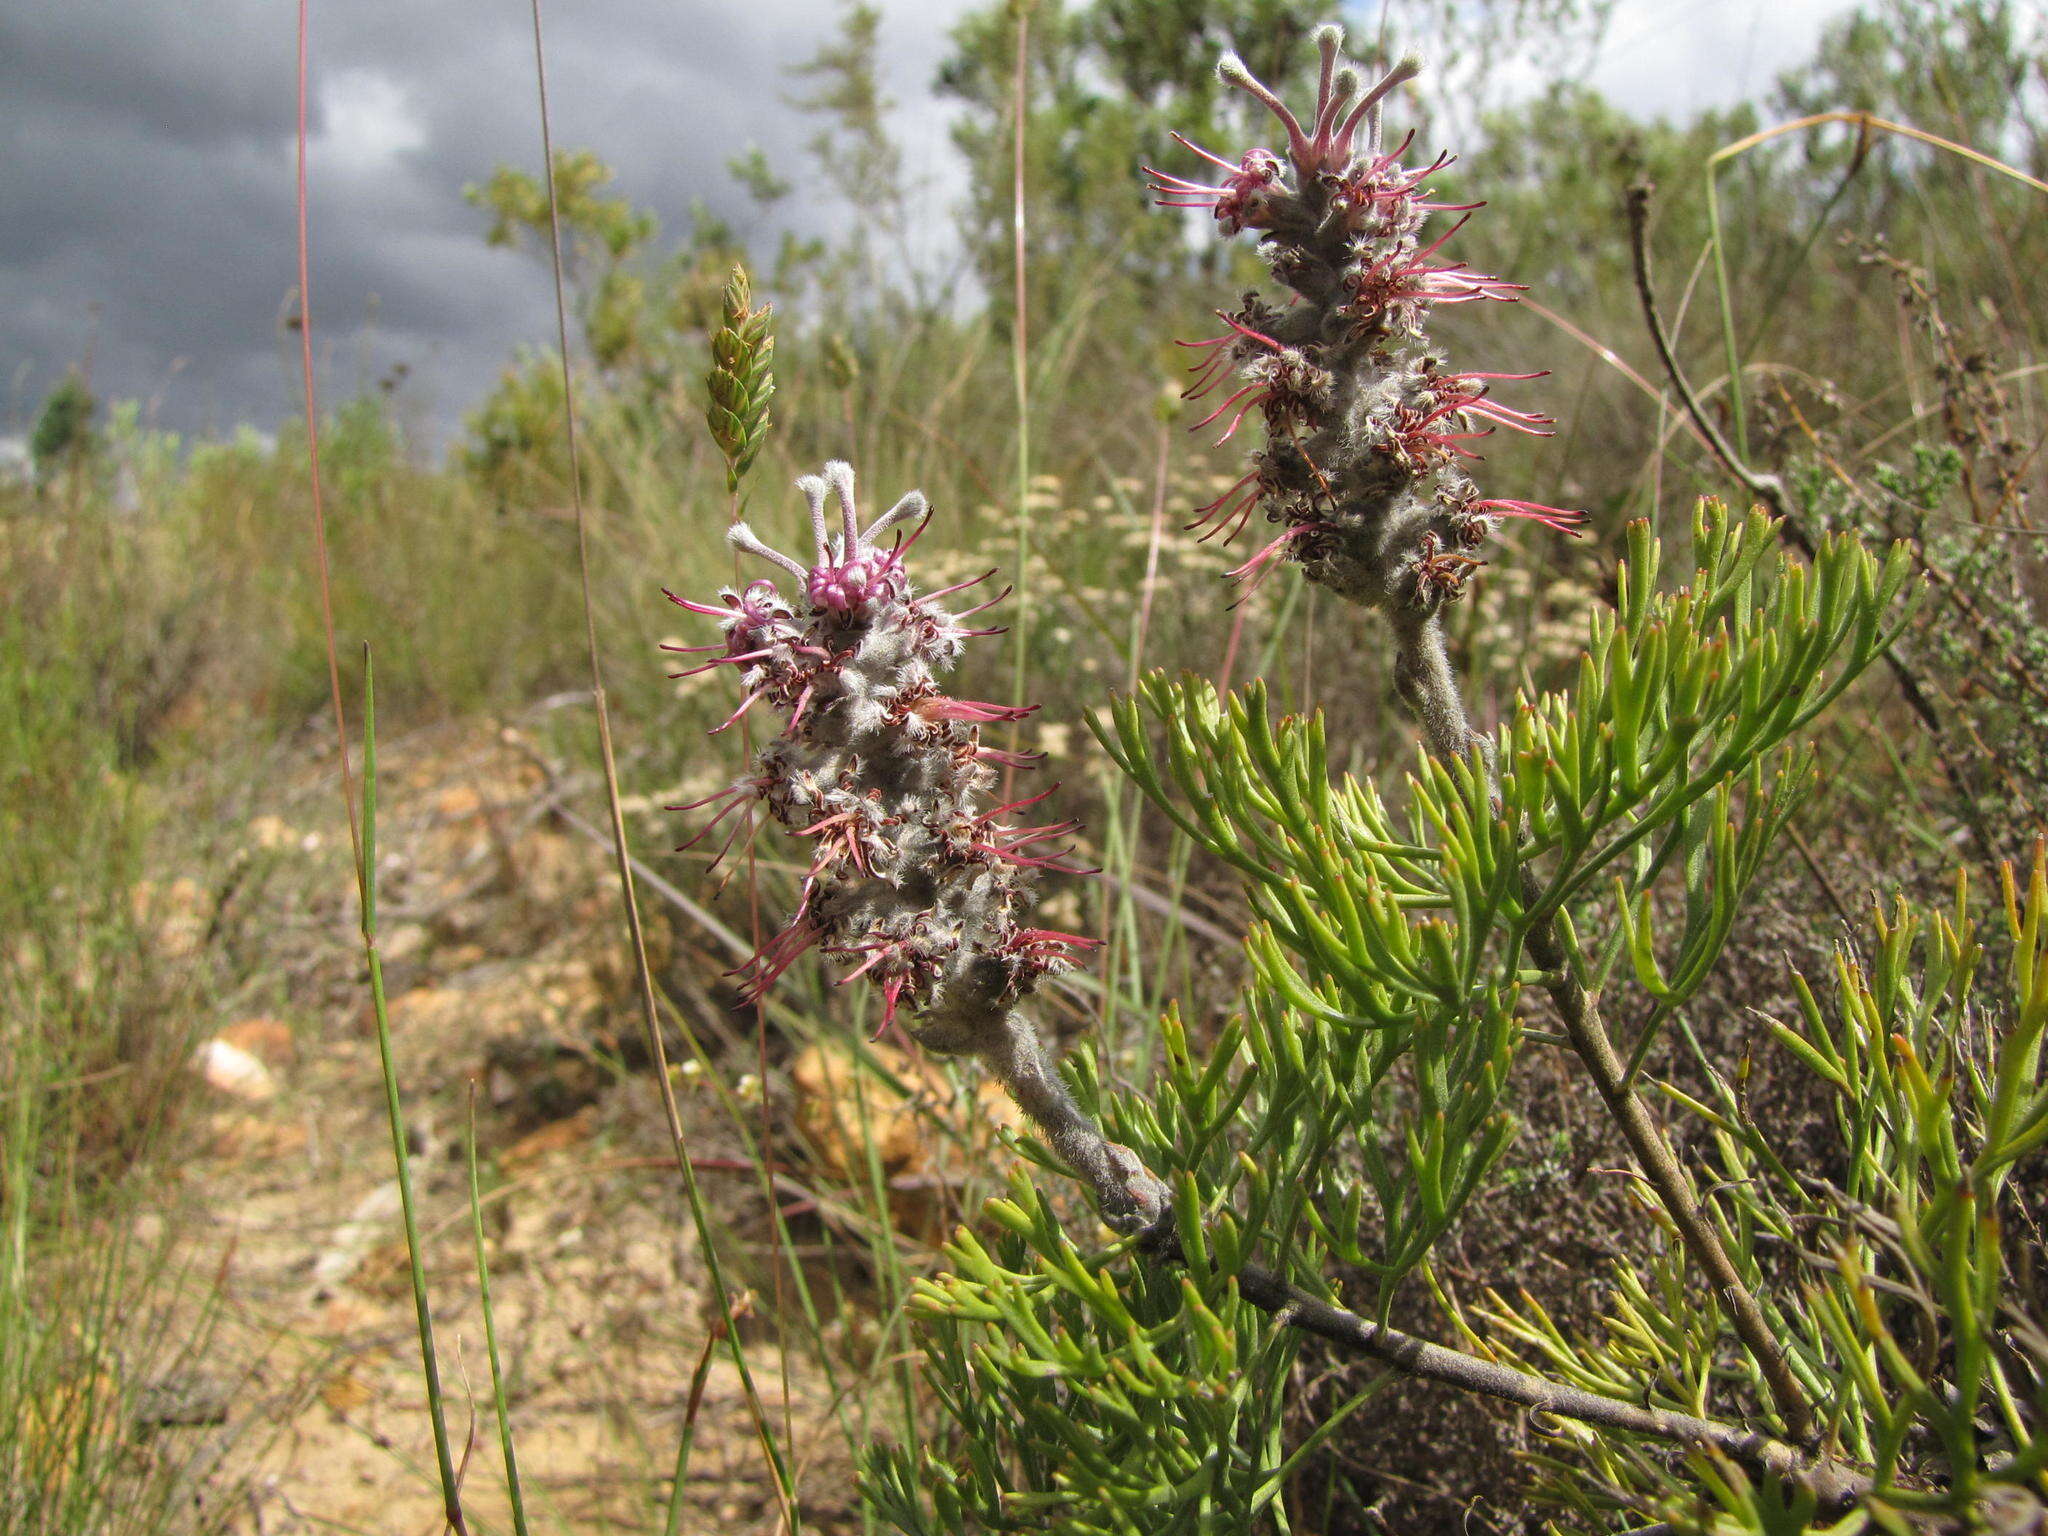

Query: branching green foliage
left=1101, top=507, right=1911, bottom=1297
left=1484, top=854, right=2048, bottom=1531
left=862, top=504, right=1964, bottom=1533
left=864, top=1162, right=1311, bottom=1534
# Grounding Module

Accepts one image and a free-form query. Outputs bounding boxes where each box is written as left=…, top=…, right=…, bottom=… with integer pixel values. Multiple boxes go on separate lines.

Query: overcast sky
left=0, top=0, right=1864, bottom=453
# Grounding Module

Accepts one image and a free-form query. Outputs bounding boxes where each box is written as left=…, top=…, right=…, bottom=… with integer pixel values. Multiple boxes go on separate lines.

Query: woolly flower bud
left=705, top=265, right=775, bottom=493
left=1146, top=32, right=1583, bottom=623
left=666, top=462, right=1100, bottom=1045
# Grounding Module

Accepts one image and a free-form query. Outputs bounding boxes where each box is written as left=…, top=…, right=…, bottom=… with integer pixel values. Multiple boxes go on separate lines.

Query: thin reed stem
left=466, top=1089, right=530, bottom=1536
left=294, top=0, right=360, bottom=877
left=1005, top=0, right=1034, bottom=783
left=299, top=14, right=461, bottom=1522
left=359, top=652, right=471, bottom=1535
left=522, top=0, right=799, bottom=1524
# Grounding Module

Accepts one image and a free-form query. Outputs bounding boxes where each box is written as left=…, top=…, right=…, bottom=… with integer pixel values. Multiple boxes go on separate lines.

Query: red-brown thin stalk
left=295, top=0, right=361, bottom=880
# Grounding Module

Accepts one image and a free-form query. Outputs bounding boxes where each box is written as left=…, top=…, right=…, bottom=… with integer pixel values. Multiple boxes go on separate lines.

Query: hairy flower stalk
left=670, top=462, right=1171, bottom=1230
left=1146, top=32, right=1820, bottom=1444
left=1147, top=28, right=1584, bottom=759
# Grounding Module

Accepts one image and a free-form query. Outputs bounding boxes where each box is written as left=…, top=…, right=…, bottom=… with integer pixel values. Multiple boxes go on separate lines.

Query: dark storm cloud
left=0, top=0, right=1851, bottom=453
left=0, top=0, right=972, bottom=447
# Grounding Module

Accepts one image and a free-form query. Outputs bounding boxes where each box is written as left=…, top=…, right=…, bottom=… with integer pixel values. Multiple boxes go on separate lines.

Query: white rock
left=191, top=1037, right=277, bottom=1102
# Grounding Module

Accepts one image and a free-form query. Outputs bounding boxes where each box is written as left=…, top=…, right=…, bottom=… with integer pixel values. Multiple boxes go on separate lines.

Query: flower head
left=673, top=462, right=1096, bottom=1042
left=1150, top=28, right=1582, bottom=619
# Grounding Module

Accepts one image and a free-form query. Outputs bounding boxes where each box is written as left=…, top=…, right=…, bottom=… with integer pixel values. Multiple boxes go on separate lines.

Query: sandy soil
left=136, top=718, right=951, bottom=1535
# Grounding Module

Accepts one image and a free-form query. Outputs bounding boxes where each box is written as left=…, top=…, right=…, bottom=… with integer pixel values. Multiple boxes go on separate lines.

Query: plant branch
left=1407, top=618, right=1817, bottom=1442
left=1224, top=1259, right=1866, bottom=1511
left=1519, top=902, right=1815, bottom=1443
left=1625, top=183, right=1957, bottom=751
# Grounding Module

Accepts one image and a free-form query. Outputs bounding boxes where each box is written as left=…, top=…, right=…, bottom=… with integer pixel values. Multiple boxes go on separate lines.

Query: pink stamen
left=917, top=696, right=1038, bottom=724
left=922, top=569, right=996, bottom=603
left=708, top=688, right=768, bottom=734
left=1472, top=498, right=1589, bottom=535
left=952, top=585, right=1013, bottom=620
left=670, top=646, right=776, bottom=679
left=974, top=746, right=1043, bottom=769
left=1169, top=129, right=1248, bottom=175
left=1213, top=310, right=1287, bottom=352
left=662, top=587, right=739, bottom=619
left=874, top=975, right=908, bottom=1039
left=1189, top=380, right=1268, bottom=436
left=1225, top=522, right=1328, bottom=596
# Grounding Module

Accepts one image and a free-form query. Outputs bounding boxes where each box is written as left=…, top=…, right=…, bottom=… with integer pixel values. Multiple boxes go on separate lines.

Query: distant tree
left=935, top=0, right=1339, bottom=327
left=465, top=148, right=743, bottom=378
left=29, top=372, right=99, bottom=493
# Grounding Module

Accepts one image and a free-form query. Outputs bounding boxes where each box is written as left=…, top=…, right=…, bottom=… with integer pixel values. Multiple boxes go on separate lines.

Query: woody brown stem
left=1624, top=182, right=2008, bottom=885
left=1226, top=1261, right=1860, bottom=1508
left=1520, top=902, right=1816, bottom=1443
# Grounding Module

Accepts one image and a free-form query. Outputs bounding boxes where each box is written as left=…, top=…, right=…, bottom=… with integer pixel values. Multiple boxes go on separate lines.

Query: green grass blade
left=359, top=646, right=470, bottom=1536
left=466, top=1089, right=529, bottom=1536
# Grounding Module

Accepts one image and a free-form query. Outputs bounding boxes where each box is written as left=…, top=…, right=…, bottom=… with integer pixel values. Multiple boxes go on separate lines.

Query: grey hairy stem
left=914, top=1005, right=1171, bottom=1234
